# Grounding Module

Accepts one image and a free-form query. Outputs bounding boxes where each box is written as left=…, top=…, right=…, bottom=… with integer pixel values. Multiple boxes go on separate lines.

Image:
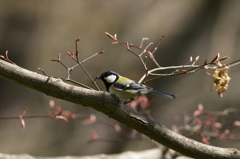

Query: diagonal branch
left=0, top=59, right=239, bottom=159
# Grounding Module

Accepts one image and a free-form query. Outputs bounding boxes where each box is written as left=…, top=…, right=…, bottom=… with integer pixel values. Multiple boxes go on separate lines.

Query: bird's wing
left=113, top=76, right=151, bottom=90
left=113, top=80, right=145, bottom=90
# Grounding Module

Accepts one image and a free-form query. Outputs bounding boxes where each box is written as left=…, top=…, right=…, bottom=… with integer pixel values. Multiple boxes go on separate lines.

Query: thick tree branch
left=0, top=59, right=239, bottom=159
left=0, top=148, right=191, bottom=159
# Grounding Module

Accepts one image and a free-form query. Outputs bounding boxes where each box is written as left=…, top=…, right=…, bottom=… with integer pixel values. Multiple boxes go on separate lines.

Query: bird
left=97, top=71, right=176, bottom=104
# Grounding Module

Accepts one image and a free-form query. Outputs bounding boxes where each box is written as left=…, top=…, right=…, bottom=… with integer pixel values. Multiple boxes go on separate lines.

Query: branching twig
left=0, top=50, right=15, bottom=64
left=50, top=40, right=104, bottom=90
left=173, top=105, right=239, bottom=145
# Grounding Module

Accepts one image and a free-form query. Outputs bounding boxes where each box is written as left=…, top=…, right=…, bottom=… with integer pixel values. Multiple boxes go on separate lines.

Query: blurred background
left=0, top=0, right=240, bottom=157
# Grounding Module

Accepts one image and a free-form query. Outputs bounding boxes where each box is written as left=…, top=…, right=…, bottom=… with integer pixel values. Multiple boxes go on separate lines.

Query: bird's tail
left=147, top=89, right=177, bottom=99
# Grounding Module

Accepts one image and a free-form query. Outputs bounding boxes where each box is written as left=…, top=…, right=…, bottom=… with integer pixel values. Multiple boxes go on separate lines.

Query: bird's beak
left=93, top=75, right=101, bottom=83
left=96, top=75, right=102, bottom=80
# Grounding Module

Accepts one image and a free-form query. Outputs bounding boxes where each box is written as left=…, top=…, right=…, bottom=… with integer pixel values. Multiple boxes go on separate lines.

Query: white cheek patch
left=104, top=75, right=117, bottom=83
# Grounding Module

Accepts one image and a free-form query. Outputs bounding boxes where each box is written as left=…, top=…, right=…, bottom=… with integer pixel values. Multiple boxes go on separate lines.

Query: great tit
left=97, top=71, right=176, bottom=104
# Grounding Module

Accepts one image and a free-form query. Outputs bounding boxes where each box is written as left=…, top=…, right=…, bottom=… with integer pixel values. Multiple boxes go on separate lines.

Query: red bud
left=126, top=42, right=130, bottom=50
left=0, top=55, right=5, bottom=59
left=37, top=68, right=43, bottom=71
left=204, top=59, right=208, bottom=65
left=161, top=34, right=165, bottom=40
left=219, top=55, right=229, bottom=61
left=195, top=56, right=200, bottom=61
left=20, top=116, right=25, bottom=129
left=5, top=50, right=9, bottom=59
left=142, top=37, right=149, bottom=41
left=58, top=53, right=61, bottom=61
left=114, top=124, right=121, bottom=132
left=105, top=32, right=116, bottom=40
left=210, top=54, right=219, bottom=64
left=91, top=129, right=99, bottom=140
left=19, top=107, right=29, bottom=129
left=200, top=132, right=210, bottom=145
left=71, top=50, right=74, bottom=57
left=49, top=100, right=55, bottom=108
left=66, top=51, right=72, bottom=57
left=233, top=121, right=240, bottom=127
left=178, top=70, right=188, bottom=72
left=54, top=116, right=68, bottom=122
left=97, top=51, right=104, bottom=55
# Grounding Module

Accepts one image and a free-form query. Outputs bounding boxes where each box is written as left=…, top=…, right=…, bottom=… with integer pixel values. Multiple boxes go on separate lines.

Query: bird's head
left=97, top=71, right=119, bottom=91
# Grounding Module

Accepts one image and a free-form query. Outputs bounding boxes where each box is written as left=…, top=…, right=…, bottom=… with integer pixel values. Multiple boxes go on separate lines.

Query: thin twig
left=152, top=34, right=165, bottom=55
left=73, top=57, right=100, bottom=90
left=138, top=65, right=216, bottom=83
